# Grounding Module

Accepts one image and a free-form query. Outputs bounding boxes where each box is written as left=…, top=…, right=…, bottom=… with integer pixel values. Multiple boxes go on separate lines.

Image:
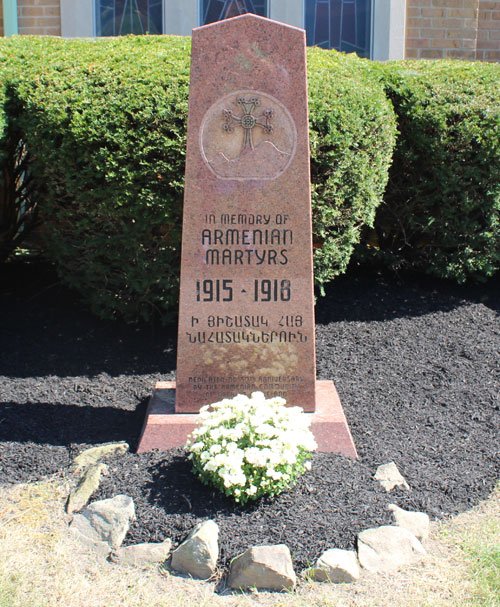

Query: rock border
left=66, top=445, right=430, bottom=593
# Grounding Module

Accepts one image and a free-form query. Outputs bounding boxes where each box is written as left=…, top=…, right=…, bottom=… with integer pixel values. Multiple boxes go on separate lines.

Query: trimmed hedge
left=2, top=36, right=500, bottom=322
left=359, top=60, right=500, bottom=282
left=10, top=35, right=191, bottom=322
left=0, top=42, right=38, bottom=262
left=307, top=48, right=396, bottom=291
left=0, top=36, right=395, bottom=321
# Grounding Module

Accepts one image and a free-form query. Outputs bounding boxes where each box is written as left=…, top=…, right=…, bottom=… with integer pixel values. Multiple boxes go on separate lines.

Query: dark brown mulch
left=0, top=258, right=499, bottom=574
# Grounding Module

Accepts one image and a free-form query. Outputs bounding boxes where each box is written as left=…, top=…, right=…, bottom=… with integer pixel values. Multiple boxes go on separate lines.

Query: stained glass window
left=305, top=0, right=371, bottom=58
left=95, top=0, right=163, bottom=36
left=201, top=0, right=268, bottom=26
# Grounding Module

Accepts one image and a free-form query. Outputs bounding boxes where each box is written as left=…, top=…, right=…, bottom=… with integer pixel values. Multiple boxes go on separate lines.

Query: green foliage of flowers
left=186, top=392, right=317, bottom=505
left=358, top=59, right=500, bottom=282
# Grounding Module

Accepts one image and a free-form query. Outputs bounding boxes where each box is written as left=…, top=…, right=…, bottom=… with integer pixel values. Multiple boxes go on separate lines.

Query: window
left=305, top=0, right=371, bottom=58
left=95, top=0, right=164, bottom=36
left=201, top=0, right=268, bottom=26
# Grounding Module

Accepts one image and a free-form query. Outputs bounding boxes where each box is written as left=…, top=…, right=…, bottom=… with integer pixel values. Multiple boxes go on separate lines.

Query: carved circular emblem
left=241, top=114, right=257, bottom=130
left=200, top=90, right=297, bottom=181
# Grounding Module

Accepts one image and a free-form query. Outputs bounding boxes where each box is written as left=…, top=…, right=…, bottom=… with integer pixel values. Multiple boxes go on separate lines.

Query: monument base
left=137, top=381, right=357, bottom=457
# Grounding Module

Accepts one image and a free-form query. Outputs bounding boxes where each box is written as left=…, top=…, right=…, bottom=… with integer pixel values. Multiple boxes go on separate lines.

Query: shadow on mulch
left=0, top=399, right=149, bottom=449
left=1, top=258, right=177, bottom=378
left=316, top=267, right=500, bottom=324
left=1, top=257, right=499, bottom=574
left=2, top=258, right=499, bottom=379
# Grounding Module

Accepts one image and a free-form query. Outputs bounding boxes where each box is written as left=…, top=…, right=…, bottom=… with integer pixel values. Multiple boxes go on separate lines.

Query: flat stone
left=110, top=540, right=172, bottom=567
left=388, top=504, right=430, bottom=542
left=304, top=548, right=360, bottom=583
left=71, top=442, right=129, bottom=472
left=374, top=462, right=410, bottom=492
left=70, top=527, right=112, bottom=557
left=66, top=462, right=108, bottom=514
left=357, top=525, right=426, bottom=572
left=170, top=520, right=218, bottom=579
left=70, top=495, right=135, bottom=550
left=227, top=544, right=296, bottom=591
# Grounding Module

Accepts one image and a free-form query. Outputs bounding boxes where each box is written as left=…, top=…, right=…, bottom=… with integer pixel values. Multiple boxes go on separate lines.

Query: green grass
left=0, top=574, right=18, bottom=607
left=461, top=518, right=500, bottom=607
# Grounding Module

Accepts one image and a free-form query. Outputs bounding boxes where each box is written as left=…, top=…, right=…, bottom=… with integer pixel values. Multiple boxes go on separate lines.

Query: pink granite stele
left=137, top=14, right=357, bottom=457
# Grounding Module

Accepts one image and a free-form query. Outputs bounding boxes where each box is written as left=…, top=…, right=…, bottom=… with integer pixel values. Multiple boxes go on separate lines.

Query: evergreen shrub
left=11, top=35, right=190, bottom=322
left=360, top=60, right=500, bottom=282
left=307, top=48, right=397, bottom=292
left=1, top=37, right=395, bottom=321
left=0, top=44, right=38, bottom=262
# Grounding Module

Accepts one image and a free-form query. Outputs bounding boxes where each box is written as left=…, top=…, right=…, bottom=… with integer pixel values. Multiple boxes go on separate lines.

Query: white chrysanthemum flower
left=210, top=428, right=222, bottom=441
left=250, top=391, right=266, bottom=401
left=186, top=392, right=316, bottom=504
left=267, top=468, right=282, bottom=480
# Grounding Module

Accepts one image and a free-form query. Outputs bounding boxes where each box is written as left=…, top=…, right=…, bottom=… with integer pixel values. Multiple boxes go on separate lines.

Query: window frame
left=93, top=0, right=165, bottom=37
left=198, top=0, right=269, bottom=28
left=302, top=0, right=374, bottom=58
left=59, top=0, right=406, bottom=61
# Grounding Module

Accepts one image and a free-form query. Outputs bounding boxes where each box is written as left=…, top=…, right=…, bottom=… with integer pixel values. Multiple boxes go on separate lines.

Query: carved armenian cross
left=223, top=96, right=273, bottom=150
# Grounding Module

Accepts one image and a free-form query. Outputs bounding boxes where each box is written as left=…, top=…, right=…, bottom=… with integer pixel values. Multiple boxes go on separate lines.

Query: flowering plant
left=186, top=392, right=317, bottom=504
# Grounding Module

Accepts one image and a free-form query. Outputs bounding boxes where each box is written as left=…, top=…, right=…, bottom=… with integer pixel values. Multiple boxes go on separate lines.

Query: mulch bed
left=1, top=258, right=499, bottom=574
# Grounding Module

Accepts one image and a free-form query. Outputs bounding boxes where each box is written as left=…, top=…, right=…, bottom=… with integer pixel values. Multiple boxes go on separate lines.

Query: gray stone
left=71, top=442, right=129, bottom=472
left=357, top=525, right=426, bottom=572
left=170, top=520, right=218, bottom=579
left=228, top=545, right=296, bottom=591
left=70, top=527, right=112, bottom=557
left=374, top=462, right=410, bottom=492
left=110, top=540, right=172, bottom=567
left=388, top=504, right=430, bottom=542
left=304, top=548, right=360, bottom=583
left=70, top=495, right=135, bottom=550
left=66, top=463, right=108, bottom=514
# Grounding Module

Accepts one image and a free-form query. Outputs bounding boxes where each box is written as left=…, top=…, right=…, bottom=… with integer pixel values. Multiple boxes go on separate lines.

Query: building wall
left=406, top=0, right=500, bottom=61
left=2, top=0, right=499, bottom=63
left=476, top=1, right=500, bottom=62
left=18, top=0, right=61, bottom=36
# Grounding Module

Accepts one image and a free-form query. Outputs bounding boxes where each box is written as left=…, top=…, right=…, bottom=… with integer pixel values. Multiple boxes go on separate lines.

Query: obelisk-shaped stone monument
left=138, top=14, right=357, bottom=457
left=176, top=14, right=316, bottom=413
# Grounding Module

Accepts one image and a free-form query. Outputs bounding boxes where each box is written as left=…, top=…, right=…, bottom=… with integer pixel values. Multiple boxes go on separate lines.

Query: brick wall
left=477, top=1, right=500, bottom=61
left=18, top=0, right=61, bottom=36
left=406, top=0, right=500, bottom=62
